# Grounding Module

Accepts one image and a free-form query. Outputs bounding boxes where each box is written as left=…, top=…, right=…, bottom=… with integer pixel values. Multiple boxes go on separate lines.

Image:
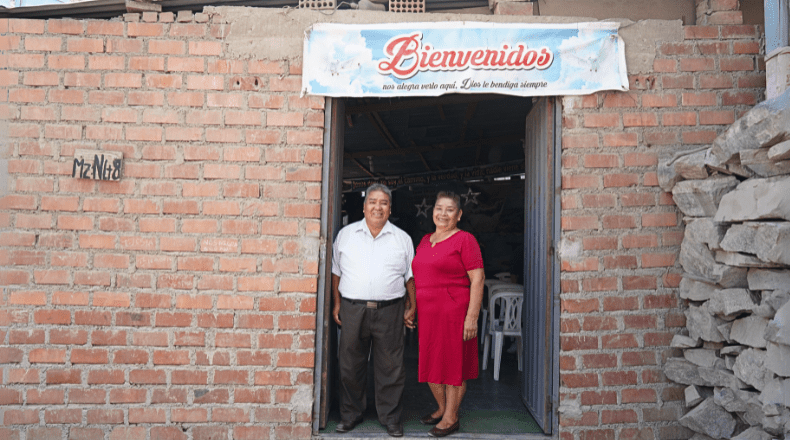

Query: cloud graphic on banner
left=555, top=27, right=619, bottom=91
left=306, top=29, right=396, bottom=94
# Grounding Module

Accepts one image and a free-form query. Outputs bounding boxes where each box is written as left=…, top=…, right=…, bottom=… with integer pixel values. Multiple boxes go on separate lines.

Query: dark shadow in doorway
left=320, top=331, right=541, bottom=436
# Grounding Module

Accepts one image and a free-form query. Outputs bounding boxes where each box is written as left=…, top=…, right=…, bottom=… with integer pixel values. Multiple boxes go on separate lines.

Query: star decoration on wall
left=415, top=198, right=432, bottom=218
left=461, top=188, right=480, bottom=206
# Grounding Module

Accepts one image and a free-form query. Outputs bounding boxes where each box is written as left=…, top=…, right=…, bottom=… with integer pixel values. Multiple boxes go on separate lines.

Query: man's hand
left=333, top=301, right=342, bottom=326
left=404, top=305, right=416, bottom=329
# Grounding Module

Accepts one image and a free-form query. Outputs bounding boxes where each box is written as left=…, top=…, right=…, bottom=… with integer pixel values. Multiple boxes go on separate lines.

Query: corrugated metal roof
left=0, top=0, right=488, bottom=19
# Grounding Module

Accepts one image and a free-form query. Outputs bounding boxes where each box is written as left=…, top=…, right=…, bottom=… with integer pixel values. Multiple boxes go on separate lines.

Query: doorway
left=314, top=95, right=560, bottom=437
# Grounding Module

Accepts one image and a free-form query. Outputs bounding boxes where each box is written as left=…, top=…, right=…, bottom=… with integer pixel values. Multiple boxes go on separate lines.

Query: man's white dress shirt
left=331, top=219, right=414, bottom=301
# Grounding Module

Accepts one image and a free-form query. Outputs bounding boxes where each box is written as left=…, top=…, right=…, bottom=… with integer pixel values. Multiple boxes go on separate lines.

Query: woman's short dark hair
left=436, top=191, right=461, bottom=209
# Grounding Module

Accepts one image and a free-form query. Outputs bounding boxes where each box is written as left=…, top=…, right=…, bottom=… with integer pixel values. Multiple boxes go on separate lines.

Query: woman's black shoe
left=420, top=413, right=442, bottom=425
left=428, top=421, right=460, bottom=437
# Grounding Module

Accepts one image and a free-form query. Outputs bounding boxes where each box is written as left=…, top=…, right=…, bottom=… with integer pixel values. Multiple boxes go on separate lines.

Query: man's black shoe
left=336, top=417, right=363, bottom=433
left=386, top=423, right=404, bottom=437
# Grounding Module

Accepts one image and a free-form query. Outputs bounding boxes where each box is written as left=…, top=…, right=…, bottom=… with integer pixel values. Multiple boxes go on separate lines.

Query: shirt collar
left=356, top=219, right=393, bottom=238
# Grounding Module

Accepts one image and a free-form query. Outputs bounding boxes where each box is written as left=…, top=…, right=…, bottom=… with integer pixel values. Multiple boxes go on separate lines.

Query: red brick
left=642, top=253, right=676, bottom=268
left=679, top=58, right=714, bottom=71
left=581, top=391, right=617, bottom=406
left=129, top=370, right=166, bottom=385
left=653, top=59, right=676, bottom=72
left=738, top=73, right=766, bottom=88
left=150, top=427, right=187, bottom=440
left=153, top=350, right=190, bottom=365
left=48, top=19, right=84, bottom=34
left=721, top=57, right=754, bottom=71
left=603, top=133, right=638, bottom=147
left=194, top=389, right=229, bottom=404
left=584, top=113, right=619, bottom=128
left=658, top=42, right=693, bottom=55
left=603, top=255, right=637, bottom=269
left=27, top=428, right=62, bottom=440
left=561, top=216, right=598, bottom=231
left=171, top=409, right=207, bottom=423
left=91, top=329, right=126, bottom=346
left=707, top=10, right=743, bottom=24
left=128, top=22, right=163, bottom=37
left=583, top=353, right=617, bottom=369
left=684, top=26, right=719, bottom=39
left=623, top=276, right=657, bottom=291
left=561, top=298, right=599, bottom=314
left=661, top=75, right=694, bottom=89
left=45, top=408, right=81, bottom=424
left=561, top=373, right=598, bottom=388
left=684, top=130, right=719, bottom=145
left=602, top=214, right=636, bottom=229
left=642, top=213, right=677, bottom=227
left=662, top=112, right=697, bottom=126
left=723, top=91, right=757, bottom=105
left=603, top=296, right=638, bottom=311
left=682, top=92, right=716, bottom=107
left=46, top=369, right=80, bottom=384
left=582, top=316, right=617, bottom=332
left=563, top=134, right=599, bottom=149
left=601, top=333, right=639, bottom=349
left=697, top=41, right=729, bottom=55
left=602, top=409, right=638, bottom=424
left=172, top=370, right=208, bottom=385
left=286, top=130, right=323, bottom=146
left=624, top=315, right=658, bottom=329
left=115, top=311, right=151, bottom=326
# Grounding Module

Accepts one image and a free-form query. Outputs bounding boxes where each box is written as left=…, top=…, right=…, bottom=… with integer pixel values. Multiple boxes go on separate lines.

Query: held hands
left=404, top=305, right=416, bottom=329
left=404, top=297, right=416, bottom=329
left=463, top=317, right=478, bottom=341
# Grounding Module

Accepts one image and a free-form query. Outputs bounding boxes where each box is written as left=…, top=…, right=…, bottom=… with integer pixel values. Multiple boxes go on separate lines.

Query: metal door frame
left=313, top=96, right=561, bottom=437
left=313, top=97, right=344, bottom=432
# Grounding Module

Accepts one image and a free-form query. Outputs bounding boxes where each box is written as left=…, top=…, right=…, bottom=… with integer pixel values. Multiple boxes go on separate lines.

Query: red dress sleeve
left=460, top=232, right=484, bottom=272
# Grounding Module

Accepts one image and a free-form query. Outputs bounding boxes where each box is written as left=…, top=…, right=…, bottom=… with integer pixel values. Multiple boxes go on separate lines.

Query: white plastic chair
left=482, top=289, right=523, bottom=381
left=480, top=280, right=511, bottom=347
left=494, top=272, right=512, bottom=281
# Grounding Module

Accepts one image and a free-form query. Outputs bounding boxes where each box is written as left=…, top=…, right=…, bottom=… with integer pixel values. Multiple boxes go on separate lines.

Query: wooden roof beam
left=345, top=135, right=521, bottom=159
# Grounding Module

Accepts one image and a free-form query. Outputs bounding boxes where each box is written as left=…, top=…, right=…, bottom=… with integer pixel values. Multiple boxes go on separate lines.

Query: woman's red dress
left=412, top=230, right=484, bottom=386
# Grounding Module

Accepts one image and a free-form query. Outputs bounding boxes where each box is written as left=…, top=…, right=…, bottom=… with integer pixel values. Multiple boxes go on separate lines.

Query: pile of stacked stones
left=660, top=88, right=790, bottom=440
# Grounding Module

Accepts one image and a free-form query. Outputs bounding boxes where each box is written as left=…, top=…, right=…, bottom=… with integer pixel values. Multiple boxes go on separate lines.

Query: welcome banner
left=302, top=21, right=628, bottom=97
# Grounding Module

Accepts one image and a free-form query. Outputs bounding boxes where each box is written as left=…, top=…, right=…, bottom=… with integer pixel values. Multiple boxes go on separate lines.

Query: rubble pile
left=660, top=89, right=790, bottom=440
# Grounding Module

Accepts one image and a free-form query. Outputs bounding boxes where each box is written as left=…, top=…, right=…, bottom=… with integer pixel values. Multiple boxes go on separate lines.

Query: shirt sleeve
left=460, top=232, right=484, bottom=272
left=331, top=228, right=343, bottom=277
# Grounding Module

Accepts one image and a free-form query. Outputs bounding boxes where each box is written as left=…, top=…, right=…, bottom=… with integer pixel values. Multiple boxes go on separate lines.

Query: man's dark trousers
left=338, top=297, right=405, bottom=426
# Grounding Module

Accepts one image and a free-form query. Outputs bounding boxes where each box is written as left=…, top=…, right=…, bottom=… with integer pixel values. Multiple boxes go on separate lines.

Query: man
left=331, top=183, right=416, bottom=438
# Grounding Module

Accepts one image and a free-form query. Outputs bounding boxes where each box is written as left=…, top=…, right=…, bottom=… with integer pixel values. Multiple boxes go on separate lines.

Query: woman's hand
left=404, top=305, right=416, bottom=329
left=463, top=317, right=477, bottom=341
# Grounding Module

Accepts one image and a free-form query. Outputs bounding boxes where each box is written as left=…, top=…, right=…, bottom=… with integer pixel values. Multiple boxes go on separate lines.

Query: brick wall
left=0, top=11, right=321, bottom=440
left=557, top=6, right=765, bottom=440
left=0, top=4, right=768, bottom=440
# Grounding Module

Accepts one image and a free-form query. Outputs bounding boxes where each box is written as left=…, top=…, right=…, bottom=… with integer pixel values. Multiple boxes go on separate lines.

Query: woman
left=411, top=191, right=485, bottom=437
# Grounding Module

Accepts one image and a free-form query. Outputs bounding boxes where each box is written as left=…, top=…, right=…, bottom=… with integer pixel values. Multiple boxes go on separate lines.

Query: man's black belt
left=342, top=296, right=403, bottom=309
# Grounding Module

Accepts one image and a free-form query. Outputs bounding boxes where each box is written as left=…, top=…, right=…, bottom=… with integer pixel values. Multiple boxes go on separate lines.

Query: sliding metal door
left=522, top=97, right=560, bottom=434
